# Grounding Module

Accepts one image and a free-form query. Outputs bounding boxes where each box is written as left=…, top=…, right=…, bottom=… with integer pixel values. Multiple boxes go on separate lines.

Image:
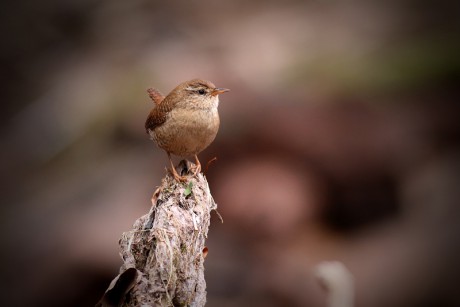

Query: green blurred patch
left=288, top=39, right=460, bottom=96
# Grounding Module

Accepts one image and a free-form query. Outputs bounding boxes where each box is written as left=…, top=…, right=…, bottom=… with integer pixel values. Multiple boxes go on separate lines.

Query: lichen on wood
left=103, top=161, right=217, bottom=307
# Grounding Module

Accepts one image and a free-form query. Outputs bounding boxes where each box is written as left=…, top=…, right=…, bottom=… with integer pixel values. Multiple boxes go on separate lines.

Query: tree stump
left=98, top=161, right=218, bottom=307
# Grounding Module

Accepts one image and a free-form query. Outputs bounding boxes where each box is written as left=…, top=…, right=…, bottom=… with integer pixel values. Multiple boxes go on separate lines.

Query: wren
left=145, top=79, right=229, bottom=181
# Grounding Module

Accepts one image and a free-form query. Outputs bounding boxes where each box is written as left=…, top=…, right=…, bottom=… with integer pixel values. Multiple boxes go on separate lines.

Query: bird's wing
left=147, top=88, right=164, bottom=105
left=144, top=94, right=176, bottom=132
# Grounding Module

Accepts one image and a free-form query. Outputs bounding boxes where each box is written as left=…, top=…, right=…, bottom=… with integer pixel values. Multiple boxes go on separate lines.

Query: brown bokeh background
left=1, top=0, right=459, bottom=306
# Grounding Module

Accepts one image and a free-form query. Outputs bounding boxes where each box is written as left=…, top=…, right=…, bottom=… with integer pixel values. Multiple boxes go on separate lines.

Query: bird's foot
left=190, top=155, right=202, bottom=177
left=190, top=164, right=202, bottom=177
left=169, top=166, right=188, bottom=182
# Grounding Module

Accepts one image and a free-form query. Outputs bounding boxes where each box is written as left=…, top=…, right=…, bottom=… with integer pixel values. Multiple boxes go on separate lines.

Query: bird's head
left=174, top=79, right=229, bottom=110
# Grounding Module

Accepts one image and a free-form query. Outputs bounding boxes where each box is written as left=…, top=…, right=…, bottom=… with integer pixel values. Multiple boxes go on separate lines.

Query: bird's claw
left=189, top=164, right=201, bottom=177
left=169, top=166, right=188, bottom=182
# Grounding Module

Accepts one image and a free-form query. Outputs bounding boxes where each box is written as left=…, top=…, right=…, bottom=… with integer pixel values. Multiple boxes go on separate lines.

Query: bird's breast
left=152, top=107, right=220, bottom=156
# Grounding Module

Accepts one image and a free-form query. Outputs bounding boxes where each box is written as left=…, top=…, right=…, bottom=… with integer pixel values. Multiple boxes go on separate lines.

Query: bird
left=145, top=79, right=229, bottom=182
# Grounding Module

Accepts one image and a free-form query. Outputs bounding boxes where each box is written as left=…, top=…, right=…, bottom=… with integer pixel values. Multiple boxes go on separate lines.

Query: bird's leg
left=191, top=154, right=202, bottom=176
left=167, top=152, right=187, bottom=182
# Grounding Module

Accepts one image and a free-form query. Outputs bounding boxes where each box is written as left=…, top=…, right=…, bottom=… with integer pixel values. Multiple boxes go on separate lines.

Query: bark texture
left=101, top=161, right=217, bottom=307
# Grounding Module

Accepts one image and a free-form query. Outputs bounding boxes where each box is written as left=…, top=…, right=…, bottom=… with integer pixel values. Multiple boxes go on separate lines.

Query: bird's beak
left=211, top=88, right=230, bottom=96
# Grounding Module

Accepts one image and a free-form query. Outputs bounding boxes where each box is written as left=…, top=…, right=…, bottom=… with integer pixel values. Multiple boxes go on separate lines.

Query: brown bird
left=145, top=79, right=229, bottom=182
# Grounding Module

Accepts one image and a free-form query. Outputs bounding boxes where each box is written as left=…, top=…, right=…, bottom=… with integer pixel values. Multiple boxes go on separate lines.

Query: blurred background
left=1, top=0, right=459, bottom=306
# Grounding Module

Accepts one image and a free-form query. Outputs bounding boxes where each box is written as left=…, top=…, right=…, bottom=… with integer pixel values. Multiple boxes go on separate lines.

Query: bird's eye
left=198, top=89, right=206, bottom=95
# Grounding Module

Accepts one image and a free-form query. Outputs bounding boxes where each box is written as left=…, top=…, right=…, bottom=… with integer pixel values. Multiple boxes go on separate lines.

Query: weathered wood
left=99, top=161, right=217, bottom=307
